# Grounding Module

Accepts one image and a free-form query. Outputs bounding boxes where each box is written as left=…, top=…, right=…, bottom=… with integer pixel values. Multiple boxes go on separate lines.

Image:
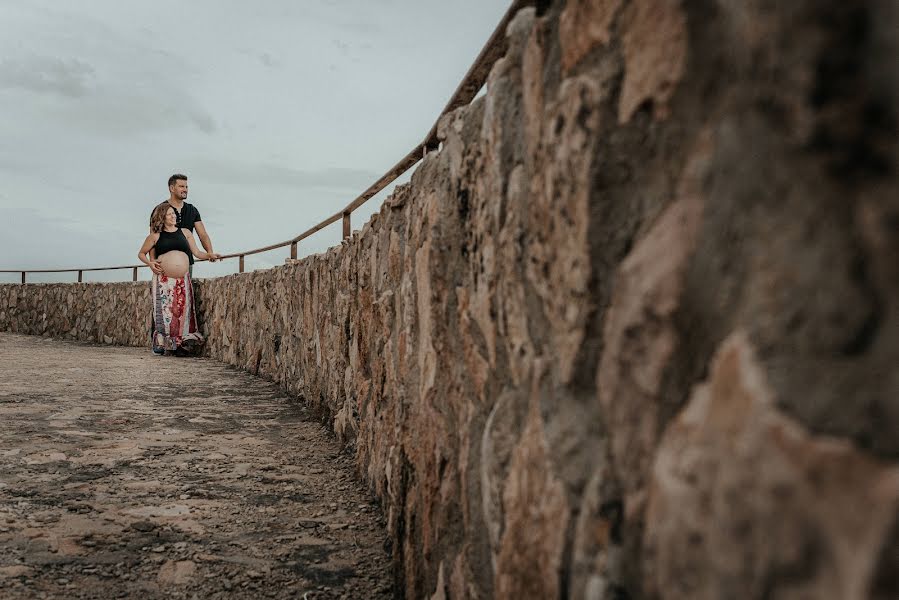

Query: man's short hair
left=168, top=174, right=188, bottom=187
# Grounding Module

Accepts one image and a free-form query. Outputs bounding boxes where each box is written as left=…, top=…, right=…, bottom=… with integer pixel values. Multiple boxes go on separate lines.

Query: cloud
left=332, top=17, right=384, bottom=37
left=189, top=159, right=380, bottom=192
left=0, top=56, right=96, bottom=98
left=0, top=207, right=111, bottom=270
left=188, top=109, right=217, bottom=135
left=0, top=7, right=216, bottom=138
left=259, top=52, right=280, bottom=68
left=0, top=70, right=219, bottom=139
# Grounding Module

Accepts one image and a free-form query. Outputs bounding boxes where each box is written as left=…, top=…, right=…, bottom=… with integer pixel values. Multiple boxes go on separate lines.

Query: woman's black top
left=154, top=228, right=191, bottom=260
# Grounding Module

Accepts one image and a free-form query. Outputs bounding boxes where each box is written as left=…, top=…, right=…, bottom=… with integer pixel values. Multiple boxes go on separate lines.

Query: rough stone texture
left=2, top=0, right=898, bottom=597
left=618, top=0, right=687, bottom=123
left=559, top=0, right=623, bottom=72
left=644, top=331, right=899, bottom=600
left=0, top=283, right=148, bottom=346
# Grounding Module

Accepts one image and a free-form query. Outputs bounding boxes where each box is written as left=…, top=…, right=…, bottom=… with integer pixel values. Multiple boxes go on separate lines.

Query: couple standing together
left=137, top=174, right=221, bottom=356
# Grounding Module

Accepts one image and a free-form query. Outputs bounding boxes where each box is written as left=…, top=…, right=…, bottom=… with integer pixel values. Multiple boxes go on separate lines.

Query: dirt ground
left=0, top=333, right=394, bottom=599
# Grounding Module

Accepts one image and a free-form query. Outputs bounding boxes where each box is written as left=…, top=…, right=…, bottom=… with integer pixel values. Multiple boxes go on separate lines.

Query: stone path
left=0, top=333, right=393, bottom=599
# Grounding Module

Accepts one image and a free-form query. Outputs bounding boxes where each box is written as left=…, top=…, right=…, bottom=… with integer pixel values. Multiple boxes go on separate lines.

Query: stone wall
left=3, top=1, right=898, bottom=598
left=0, top=283, right=148, bottom=346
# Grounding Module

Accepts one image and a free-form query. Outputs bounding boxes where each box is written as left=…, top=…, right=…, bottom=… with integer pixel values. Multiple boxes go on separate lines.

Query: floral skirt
left=151, top=273, right=203, bottom=354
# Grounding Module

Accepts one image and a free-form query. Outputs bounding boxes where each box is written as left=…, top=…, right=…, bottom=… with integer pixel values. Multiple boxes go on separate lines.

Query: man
left=149, top=174, right=220, bottom=274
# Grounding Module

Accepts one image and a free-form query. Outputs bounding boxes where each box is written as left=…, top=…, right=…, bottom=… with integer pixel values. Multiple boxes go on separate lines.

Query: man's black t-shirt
left=152, top=201, right=202, bottom=262
left=152, top=201, right=201, bottom=231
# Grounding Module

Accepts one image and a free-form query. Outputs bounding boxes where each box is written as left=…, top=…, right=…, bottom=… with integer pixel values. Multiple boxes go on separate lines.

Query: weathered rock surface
left=0, top=283, right=148, bottom=346
left=2, top=0, right=898, bottom=597
left=644, top=332, right=899, bottom=600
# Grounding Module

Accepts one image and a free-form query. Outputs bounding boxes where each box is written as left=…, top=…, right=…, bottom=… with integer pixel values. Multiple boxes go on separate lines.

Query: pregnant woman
left=138, top=202, right=211, bottom=355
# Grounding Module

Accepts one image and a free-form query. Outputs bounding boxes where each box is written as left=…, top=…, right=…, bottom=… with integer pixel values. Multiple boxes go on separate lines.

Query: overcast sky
left=0, top=0, right=510, bottom=282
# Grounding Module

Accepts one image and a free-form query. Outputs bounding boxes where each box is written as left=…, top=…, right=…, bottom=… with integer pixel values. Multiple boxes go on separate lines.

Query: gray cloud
left=0, top=207, right=116, bottom=270
left=333, top=19, right=382, bottom=36
left=0, top=74, right=218, bottom=139
left=189, top=159, right=380, bottom=192
left=188, top=109, right=218, bottom=135
left=259, top=53, right=280, bottom=68
left=0, top=56, right=96, bottom=97
left=5, top=89, right=220, bottom=139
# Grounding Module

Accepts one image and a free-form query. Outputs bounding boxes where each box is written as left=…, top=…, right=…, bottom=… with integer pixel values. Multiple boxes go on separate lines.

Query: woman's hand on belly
left=159, top=251, right=190, bottom=278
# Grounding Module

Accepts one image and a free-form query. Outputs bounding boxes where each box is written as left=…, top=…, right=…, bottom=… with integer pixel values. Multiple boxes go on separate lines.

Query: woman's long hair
left=150, top=202, right=173, bottom=233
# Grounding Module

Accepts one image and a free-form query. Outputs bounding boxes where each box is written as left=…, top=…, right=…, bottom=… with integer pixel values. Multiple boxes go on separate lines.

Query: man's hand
left=150, top=260, right=163, bottom=275
left=207, top=252, right=221, bottom=262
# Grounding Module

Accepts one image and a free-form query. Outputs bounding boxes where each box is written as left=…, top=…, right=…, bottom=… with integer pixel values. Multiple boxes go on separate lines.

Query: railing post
left=342, top=212, right=351, bottom=240
left=132, top=267, right=138, bottom=282
left=290, top=242, right=297, bottom=260
left=239, top=255, right=245, bottom=273
left=78, top=270, right=83, bottom=283
left=21, top=272, right=25, bottom=284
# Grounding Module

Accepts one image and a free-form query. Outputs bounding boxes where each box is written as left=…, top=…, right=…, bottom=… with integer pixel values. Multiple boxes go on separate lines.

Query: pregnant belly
left=159, top=251, right=189, bottom=278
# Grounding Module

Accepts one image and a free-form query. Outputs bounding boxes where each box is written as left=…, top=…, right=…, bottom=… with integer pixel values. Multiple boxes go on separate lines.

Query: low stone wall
left=3, top=1, right=899, bottom=598
left=0, top=283, right=148, bottom=346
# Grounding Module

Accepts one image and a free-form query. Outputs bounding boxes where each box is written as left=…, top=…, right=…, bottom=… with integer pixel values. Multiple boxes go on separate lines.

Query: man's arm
left=193, top=221, right=219, bottom=261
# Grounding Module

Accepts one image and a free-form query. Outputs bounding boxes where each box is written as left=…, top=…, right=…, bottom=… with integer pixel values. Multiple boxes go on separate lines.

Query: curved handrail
left=2, top=0, right=534, bottom=284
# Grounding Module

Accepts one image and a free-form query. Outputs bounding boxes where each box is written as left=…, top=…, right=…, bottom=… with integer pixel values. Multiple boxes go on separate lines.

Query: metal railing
left=2, top=0, right=534, bottom=284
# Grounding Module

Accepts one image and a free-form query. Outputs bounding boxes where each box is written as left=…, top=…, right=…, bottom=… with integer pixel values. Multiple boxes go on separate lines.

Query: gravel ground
left=0, top=333, right=394, bottom=599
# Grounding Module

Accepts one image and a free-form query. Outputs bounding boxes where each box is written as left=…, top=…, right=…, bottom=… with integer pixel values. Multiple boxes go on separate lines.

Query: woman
left=138, top=202, right=211, bottom=355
